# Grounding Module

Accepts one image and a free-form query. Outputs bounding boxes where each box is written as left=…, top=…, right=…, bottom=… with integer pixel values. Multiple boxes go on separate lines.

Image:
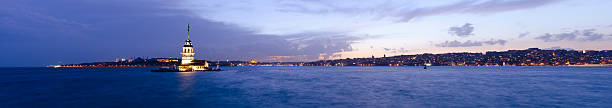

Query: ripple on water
left=0, top=66, right=611, bottom=107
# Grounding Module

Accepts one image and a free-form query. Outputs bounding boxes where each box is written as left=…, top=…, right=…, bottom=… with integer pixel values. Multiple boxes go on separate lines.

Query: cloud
left=518, top=32, right=530, bottom=38
left=279, top=0, right=563, bottom=22
left=580, top=29, right=605, bottom=41
left=214, top=28, right=359, bottom=61
left=543, top=46, right=573, bottom=50
left=280, top=33, right=361, bottom=61
left=435, top=39, right=507, bottom=47
left=383, top=47, right=414, bottom=53
left=448, top=23, right=474, bottom=37
left=161, top=25, right=362, bottom=62
left=0, top=0, right=361, bottom=66
left=398, top=0, right=563, bottom=22
left=535, top=32, right=575, bottom=42
left=0, top=1, right=91, bottom=38
left=534, top=29, right=606, bottom=42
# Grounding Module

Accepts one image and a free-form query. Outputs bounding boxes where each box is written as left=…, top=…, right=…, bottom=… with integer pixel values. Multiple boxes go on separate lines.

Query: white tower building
left=181, top=24, right=194, bottom=65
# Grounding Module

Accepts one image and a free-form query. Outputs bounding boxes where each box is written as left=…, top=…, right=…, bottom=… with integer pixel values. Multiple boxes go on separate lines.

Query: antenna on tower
left=187, top=24, right=191, bottom=40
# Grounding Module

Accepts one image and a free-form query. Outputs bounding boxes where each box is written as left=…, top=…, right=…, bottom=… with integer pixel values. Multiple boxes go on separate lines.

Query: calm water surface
left=1, top=66, right=611, bottom=108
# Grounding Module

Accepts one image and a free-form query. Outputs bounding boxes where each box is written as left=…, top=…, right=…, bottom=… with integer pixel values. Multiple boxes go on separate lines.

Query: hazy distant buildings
left=307, top=48, right=612, bottom=66
left=55, top=48, right=611, bottom=67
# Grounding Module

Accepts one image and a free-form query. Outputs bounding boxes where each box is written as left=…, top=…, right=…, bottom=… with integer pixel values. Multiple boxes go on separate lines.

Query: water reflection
left=3, top=67, right=612, bottom=107
left=177, top=72, right=195, bottom=98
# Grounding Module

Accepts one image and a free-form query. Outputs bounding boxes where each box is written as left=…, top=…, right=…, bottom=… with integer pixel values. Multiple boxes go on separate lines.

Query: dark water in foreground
left=1, top=66, right=611, bottom=108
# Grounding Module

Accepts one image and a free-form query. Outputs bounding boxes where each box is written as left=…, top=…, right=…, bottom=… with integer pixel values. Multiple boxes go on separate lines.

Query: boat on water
left=424, top=61, right=431, bottom=69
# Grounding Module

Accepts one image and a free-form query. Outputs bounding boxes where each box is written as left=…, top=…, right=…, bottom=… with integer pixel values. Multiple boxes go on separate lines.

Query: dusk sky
left=1, top=0, right=612, bottom=66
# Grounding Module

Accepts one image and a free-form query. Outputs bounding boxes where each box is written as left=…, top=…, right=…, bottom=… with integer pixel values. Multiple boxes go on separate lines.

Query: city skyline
left=55, top=48, right=612, bottom=68
left=2, top=0, right=612, bottom=66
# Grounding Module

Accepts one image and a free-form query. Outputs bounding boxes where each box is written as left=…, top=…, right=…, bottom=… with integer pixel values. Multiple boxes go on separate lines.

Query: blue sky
left=1, top=0, right=611, bottom=66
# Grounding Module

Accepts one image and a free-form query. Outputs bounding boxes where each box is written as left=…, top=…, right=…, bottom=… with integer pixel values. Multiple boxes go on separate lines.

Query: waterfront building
left=181, top=39, right=194, bottom=65
left=178, top=24, right=209, bottom=71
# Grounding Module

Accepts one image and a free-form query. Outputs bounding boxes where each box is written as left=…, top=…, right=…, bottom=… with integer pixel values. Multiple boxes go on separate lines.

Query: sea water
left=1, top=66, right=611, bottom=107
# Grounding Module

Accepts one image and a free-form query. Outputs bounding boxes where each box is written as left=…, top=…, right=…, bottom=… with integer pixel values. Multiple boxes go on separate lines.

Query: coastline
left=567, top=64, right=612, bottom=67
left=46, top=65, right=612, bottom=68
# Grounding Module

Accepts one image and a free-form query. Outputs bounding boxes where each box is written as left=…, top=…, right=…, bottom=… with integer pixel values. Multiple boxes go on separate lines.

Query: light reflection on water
left=178, top=72, right=195, bottom=98
left=0, top=66, right=611, bottom=107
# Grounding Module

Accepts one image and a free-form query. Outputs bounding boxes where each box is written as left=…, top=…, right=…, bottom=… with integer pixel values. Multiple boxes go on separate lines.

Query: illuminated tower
left=181, top=24, right=194, bottom=65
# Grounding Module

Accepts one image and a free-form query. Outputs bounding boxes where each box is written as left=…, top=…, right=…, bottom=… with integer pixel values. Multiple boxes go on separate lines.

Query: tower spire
left=187, top=24, right=190, bottom=40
